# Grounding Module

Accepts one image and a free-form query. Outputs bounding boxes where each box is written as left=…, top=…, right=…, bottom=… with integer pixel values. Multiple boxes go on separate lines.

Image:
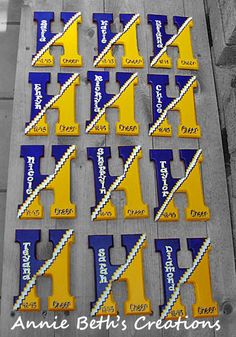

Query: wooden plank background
left=1, top=0, right=236, bottom=336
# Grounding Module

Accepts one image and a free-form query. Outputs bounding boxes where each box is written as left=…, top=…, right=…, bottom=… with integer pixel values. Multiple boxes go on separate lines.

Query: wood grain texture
left=0, top=0, right=236, bottom=336
left=0, top=25, right=20, bottom=98
left=0, top=100, right=13, bottom=189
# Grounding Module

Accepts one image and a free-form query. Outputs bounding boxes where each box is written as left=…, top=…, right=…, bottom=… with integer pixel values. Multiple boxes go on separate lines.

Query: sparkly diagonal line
left=17, top=145, right=76, bottom=218
left=160, top=238, right=211, bottom=320
left=91, top=145, right=141, bottom=221
left=13, top=229, right=74, bottom=311
left=91, top=233, right=146, bottom=316
left=149, top=76, right=196, bottom=136
left=32, top=12, right=81, bottom=66
left=150, top=17, right=193, bottom=67
left=86, top=73, right=138, bottom=133
left=155, top=149, right=202, bottom=221
left=25, top=73, right=79, bottom=135
left=93, top=14, right=140, bottom=67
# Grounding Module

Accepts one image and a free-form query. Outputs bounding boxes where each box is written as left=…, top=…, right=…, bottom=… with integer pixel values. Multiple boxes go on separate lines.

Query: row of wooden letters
left=32, top=12, right=199, bottom=70
left=14, top=230, right=218, bottom=320
left=26, top=71, right=200, bottom=138
left=18, top=145, right=209, bottom=222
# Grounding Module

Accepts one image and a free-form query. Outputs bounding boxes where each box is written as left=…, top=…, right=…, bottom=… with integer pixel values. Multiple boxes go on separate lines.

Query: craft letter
left=148, top=15, right=198, bottom=70
left=26, top=72, right=80, bottom=136
left=93, top=13, right=144, bottom=68
left=148, top=74, right=201, bottom=138
left=87, top=146, right=148, bottom=220
left=150, top=149, right=210, bottom=221
left=32, top=11, right=82, bottom=67
left=14, top=229, right=75, bottom=311
left=156, top=238, right=218, bottom=319
left=89, top=234, right=151, bottom=316
left=18, top=145, right=76, bottom=219
left=86, top=71, right=139, bottom=135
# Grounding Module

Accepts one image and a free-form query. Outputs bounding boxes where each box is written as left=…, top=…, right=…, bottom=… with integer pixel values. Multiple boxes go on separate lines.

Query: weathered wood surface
left=0, top=0, right=236, bottom=336
left=0, top=0, right=21, bottom=314
left=206, top=0, right=236, bottom=65
left=207, top=0, right=236, bottom=45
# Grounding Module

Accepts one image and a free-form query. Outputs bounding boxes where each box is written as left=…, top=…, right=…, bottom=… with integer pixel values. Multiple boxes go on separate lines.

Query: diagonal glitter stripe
left=25, top=73, right=79, bottom=135
left=155, top=149, right=202, bottom=221
left=32, top=12, right=81, bottom=66
left=150, top=17, right=193, bottom=67
left=93, top=14, right=140, bottom=67
left=160, top=238, right=211, bottom=320
left=86, top=73, right=138, bottom=133
left=13, top=229, right=74, bottom=311
left=91, top=233, right=146, bottom=316
left=91, top=145, right=141, bottom=221
left=149, top=76, right=196, bottom=136
left=17, top=145, right=76, bottom=218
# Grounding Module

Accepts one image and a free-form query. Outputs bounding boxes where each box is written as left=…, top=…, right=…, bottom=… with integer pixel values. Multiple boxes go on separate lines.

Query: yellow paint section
left=166, top=295, right=186, bottom=320
left=19, top=286, right=40, bottom=311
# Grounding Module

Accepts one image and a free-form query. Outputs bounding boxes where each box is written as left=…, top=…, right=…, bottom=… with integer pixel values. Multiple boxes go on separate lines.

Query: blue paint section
left=52, top=145, right=72, bottom=164
left=120, top=14, right=136, bottom=26
left=34, top=12, right=55, bottom=53
left=20, top=145, right=46, bottom=202
left=148, top=15, right=171, bottom=61
left=174, top=16, right=189, bottom=30
left=179, top=149, right=198, bottom=169
left=14, top=229, right=67, bottom=305
left=176, top=75, right=193, bottom=91
left=87, top=146, right=137, bottom=214
left=150, top=149, right=198, bottom=219
left=61, top=12, right=77, bottom=25
left=89, top=234, right=142, bottom=309
left=148, top=74, right=171, bottom=129
left=187, top=238, right=206, bottom=260
left=86, top=71, right=113, bottom=125
left=93, top=13, right=114, bottom=55
left=27, top=72, right=52, bottom=123
left=116, top=72, right=134, bottom=86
